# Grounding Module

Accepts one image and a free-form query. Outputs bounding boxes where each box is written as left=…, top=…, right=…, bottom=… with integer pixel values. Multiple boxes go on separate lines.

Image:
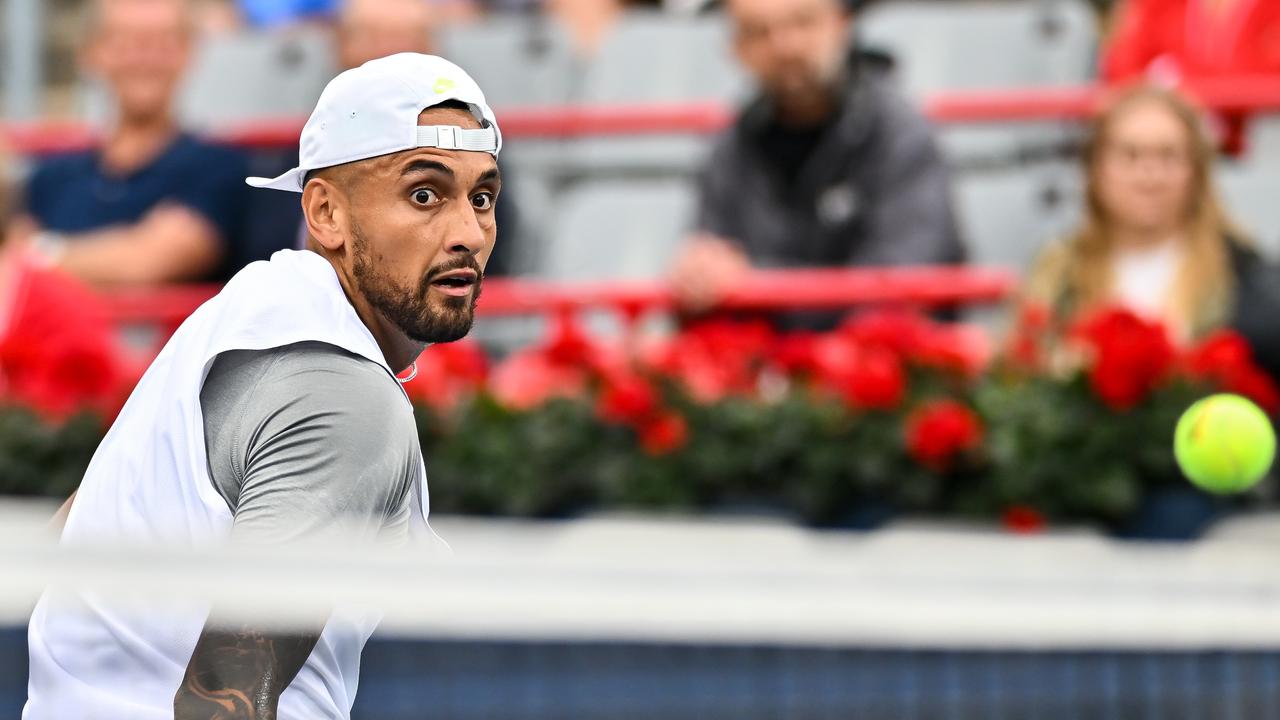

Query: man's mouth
left=429, top=268, right=478, bottom=298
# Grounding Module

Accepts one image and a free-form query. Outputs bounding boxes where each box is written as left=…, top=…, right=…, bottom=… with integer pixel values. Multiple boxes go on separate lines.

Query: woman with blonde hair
left=1022, top=84, right=1280, bottom=380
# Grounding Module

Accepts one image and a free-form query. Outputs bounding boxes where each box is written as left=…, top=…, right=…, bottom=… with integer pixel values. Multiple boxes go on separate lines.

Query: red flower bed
left=0, top=261, right=134, bottom=422
left=906, top=399, right=984, bottom=471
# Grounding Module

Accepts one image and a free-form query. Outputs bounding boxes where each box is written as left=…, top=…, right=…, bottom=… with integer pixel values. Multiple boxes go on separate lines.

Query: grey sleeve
left=200, top=342, right=419, bottom=545
left=862, top=104, right=967, bottom=266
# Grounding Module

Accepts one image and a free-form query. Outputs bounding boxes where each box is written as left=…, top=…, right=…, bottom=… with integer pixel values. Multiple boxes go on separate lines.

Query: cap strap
left=415, top=125, right=499, bottom=154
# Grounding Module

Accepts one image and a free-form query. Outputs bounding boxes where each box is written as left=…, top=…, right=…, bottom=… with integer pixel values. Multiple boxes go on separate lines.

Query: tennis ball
left=1174, top=394, right=1276, bottom=494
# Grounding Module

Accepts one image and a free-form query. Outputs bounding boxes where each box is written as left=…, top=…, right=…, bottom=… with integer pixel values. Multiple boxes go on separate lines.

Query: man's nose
left=445, top=202, right=487, bottom=256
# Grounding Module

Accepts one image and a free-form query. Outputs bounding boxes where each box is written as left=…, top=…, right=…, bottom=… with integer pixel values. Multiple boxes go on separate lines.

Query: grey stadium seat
left=439, top=15, right=581, bottom=108
left=177, top=28, right=337, bottom=131
left=857, top=0, right=1099, bottom=167
left=495, top=12, right=749, bottom=181
left=1218, top=162, right=1280, bottom=260
left=952, top=163, right=1083, bottom=272
left=856, top=0, right=1098, bottom=94
left=536, top=178, right=696, bottom=281
left=579, top=12, right=748, bottom=105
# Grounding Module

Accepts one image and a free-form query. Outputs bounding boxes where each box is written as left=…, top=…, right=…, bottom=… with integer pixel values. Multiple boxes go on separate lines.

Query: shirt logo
left=817, top=183, right=861, bottom=226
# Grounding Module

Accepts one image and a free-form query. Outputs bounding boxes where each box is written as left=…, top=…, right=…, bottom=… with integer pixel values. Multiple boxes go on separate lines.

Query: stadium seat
left=439, top=16, right=581, bottom=108
left=856, top=0, right=1098, bottom=94
left=495, top=12, right=748, bottom=182
left=857, top=0, right=1098, bottom=167
left=176, top=28, right=337, bottom=130
left=1218, top=161, right=1280, bottom=260
left=536, top=178, right=696, bottom=281
left=952, top=163, right=1083, bottom=272
left=579, top=12, right=748, bottom=105
left=1247, top=114, right=1280, bottom=165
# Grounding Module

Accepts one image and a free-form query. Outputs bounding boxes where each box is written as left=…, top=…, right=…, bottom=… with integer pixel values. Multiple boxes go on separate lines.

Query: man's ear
left=302, top=177, right=347, bottom=253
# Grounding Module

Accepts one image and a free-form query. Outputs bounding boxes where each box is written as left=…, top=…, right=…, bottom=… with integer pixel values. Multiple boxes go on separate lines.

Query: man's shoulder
left=262, top=340, right=403, bottom=395
left=211, top=342, right=409, bottom=421
left=28, top=150, right=97, bottom=186
left=165, top=135, right=249, bottom=176
left=846, top=60, right=932, bottom=134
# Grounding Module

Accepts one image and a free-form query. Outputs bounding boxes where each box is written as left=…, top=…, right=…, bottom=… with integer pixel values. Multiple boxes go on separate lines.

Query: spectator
left=1101, top=0, right=1280, bottom=154
left=231, top=0, right=339, bottom=27
left=670, top=0, right=964, bottom=318
left=337, top=0, right=439, bottom=69
left=334, top=0, right=522, bottom=274
left=20, top=0, right=250, bottom=285
left=1021, top=85, right=1280, bottom=380
left=1102, top=0, right=1280, bottom=82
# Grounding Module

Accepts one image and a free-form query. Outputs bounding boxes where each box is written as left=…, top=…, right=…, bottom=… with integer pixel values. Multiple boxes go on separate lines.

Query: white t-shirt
left=1111, top=239, right=1184, bottom=326
left=25, top=250, right=441, bottom=720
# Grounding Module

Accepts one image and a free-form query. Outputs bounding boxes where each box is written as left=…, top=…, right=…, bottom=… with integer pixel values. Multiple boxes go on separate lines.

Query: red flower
left=905, top=399, right=983, bottom=471
left=0, top=262, right=129, bottom=422
left=913, top=322, right=993, bottom=378
left=639, top=412, right=689, bottom=456
left=1072, top=308, right=1175, bottom=411
left=1223, top=368, right=1280, bottom=415
left=771, top=331, right=821, bottom=376
left=838, top=310, right=930, bottom=357
left=1184, top=330, right=1253, bottom=377
left=648, top=320, right=775, bottom=402
left=596, top=372, right=659, bottom=425
left=1001, top=505, right=1047, bottom=534
left=542, top=314, right=604, bottom=370
left=401, top=340, right=489, bottom=411
left=489, top=351, right=588, bottom=410
left=1183, top=331, right=1280, bottom=413
left=842, top=346, right=907, bottom=410
left=1006, top=303, right=1052, bottom=370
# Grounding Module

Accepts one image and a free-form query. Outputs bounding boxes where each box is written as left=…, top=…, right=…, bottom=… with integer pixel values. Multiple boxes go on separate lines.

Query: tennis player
left=25, top=53, right=501, bottom=719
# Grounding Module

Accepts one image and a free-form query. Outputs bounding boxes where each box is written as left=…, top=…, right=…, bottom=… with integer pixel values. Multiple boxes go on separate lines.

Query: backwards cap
left=246, top=53, right=501, bottom=193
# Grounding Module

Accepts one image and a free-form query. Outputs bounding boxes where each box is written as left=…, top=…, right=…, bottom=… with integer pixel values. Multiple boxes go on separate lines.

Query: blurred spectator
left=1102, top=0, right=1280, bottom=82
left=1101, top=0, right=1280, bottom=154
left=478, top=0, right=655, bottom=56
left=548, top=0, right=625, bottom=56
left=671, top=0, right=964, bottom=318
left=19, top=0, right=250, bottom=285
left=337, top=0, right=439, bottom=69
left=333, top=0, right=521, bottom=274
left=232, top=0, right=339, bottom=27
left=1022, top=85, right=1280, bottom=380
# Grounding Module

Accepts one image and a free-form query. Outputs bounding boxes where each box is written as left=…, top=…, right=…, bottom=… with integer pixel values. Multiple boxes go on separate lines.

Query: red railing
left=6, top=77, right=1280, bottom=155
left=102, top=266, right=1017, bottom=342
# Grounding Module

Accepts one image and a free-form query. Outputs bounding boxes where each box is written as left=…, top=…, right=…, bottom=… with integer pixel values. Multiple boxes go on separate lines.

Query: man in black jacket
left=672, top=0, right=965, bottom=317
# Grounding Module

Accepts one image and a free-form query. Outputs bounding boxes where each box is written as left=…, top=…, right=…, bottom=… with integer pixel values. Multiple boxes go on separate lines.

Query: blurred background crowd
left=2, top=0, right=1280, bottom=539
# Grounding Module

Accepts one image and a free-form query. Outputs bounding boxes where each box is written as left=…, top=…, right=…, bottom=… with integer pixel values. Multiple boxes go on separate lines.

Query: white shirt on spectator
left=1111, top=239, right=1183, bottom=327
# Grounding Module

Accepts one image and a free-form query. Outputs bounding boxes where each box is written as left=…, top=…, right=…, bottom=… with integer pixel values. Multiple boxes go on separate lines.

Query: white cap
left=246, top=53, right=502, bottom=193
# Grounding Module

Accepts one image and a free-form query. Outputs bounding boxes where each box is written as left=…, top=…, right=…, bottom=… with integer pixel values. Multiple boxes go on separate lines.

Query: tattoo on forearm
left=174, top=624, right=320, bottom=720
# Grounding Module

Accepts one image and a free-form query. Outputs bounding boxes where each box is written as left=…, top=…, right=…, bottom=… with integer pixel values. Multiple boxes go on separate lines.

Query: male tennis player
left=25, top=52, right=501, bottom=719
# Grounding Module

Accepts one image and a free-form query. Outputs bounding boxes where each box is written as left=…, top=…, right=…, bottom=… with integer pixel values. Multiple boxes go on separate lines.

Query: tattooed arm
left=175, top=345, right=420, bottom=717
left=173, top=623, right=320, bottom=720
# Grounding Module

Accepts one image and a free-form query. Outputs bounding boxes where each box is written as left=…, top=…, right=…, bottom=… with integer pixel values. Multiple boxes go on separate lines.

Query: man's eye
left=411, top=189, right=438, bottom=205
left=472, top=193, right=494, bottom=211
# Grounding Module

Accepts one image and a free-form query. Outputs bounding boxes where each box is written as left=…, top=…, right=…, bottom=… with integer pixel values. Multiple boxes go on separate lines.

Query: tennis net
left=3, top=502, right=1280, bottom=718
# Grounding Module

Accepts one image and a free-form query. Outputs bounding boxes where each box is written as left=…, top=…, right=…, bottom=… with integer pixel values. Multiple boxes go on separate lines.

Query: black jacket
left=694, top=58, right=965, bottom=270
left=1226, top=242, right=1280, bottom=383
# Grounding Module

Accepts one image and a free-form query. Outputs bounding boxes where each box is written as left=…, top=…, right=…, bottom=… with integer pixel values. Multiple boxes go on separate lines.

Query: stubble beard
left=350, top=221, right=481, bottom=345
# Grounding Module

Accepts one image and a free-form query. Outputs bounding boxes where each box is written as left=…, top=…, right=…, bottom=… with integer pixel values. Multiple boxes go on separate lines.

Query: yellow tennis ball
left=1174, top=394, right=1276, bottom=494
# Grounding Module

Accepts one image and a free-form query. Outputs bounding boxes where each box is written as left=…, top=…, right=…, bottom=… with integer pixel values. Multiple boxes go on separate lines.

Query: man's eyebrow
left=476, top=168, right=501, bottom=186
left=400, top=160, right=455, bottom=179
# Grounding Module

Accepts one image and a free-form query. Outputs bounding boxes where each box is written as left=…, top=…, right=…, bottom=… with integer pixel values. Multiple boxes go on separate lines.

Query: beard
left=351, top=221, right=482, bottom=344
